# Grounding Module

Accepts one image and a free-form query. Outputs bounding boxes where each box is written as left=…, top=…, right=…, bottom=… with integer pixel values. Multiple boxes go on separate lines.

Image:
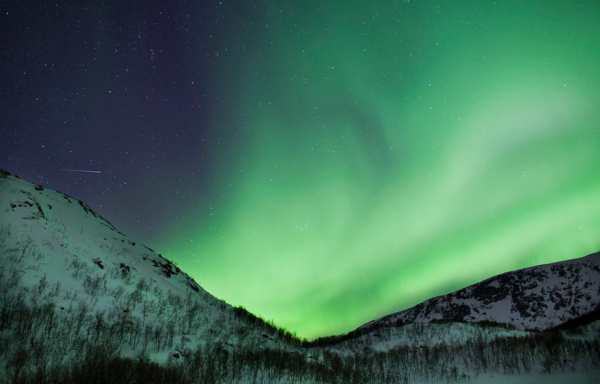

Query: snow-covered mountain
left=1, top=168, right=598, bottom=383
left=1, top=169, right=210, bottom=302
left=0, top=169, right=292, bottom=363
left=351, top=252, right=600, bottom=337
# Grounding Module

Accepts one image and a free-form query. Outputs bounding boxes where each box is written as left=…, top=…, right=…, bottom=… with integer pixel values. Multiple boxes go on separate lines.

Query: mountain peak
left=354, top=252, right=600, bottom=335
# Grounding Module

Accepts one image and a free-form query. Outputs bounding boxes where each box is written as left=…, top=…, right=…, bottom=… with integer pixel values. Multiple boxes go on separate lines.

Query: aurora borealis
left=1, top=0, right=599, bottom=339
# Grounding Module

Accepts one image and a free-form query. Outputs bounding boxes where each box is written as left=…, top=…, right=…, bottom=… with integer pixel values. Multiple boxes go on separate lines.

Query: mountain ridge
left=2, top=168, right=599, bottom=383
left=2, top=167, right=598, bottom=344
left=350, top=251, right=600, bottom=339
left=0, top=168, right=298, bottom=362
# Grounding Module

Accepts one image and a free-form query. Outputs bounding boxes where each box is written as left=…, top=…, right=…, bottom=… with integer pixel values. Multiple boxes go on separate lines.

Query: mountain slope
left=352, top=252, right=600, bottom=337
left=1, top=168, right=599, bottom=383
left=0, top=169, right=291, bottom=364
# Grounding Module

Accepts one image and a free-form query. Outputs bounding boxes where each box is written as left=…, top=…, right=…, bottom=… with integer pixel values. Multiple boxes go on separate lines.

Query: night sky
left=1, top=0, right=599, bottom=339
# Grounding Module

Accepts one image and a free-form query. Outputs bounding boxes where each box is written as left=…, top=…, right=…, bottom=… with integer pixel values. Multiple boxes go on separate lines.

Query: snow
left=426, top=369, right=600, bottom=384
left=356, top=251, right=600, bottom=333
left=1, top=169, right=598, bottom=383
left=0, top=171, right=288, bottom=365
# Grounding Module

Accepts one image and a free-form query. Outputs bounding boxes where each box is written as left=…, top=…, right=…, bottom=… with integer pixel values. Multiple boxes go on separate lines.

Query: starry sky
left=1, top=0, right=599, bottom=339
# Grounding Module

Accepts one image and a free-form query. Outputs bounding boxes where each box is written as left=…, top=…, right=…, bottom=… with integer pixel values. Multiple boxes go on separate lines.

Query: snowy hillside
left=0, top=169, right=292, bottom=363
left=1, top=168, right=598, bottom=383
left=353, top=252, right=600, bottom=336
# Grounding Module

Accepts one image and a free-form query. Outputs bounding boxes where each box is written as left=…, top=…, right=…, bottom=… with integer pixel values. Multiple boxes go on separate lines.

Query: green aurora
left=161, top=0, right=600, bottom=339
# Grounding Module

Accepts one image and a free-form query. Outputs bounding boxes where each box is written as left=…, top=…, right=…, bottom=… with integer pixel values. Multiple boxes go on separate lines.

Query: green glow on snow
left=160, top=0, right=600, bottom=339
